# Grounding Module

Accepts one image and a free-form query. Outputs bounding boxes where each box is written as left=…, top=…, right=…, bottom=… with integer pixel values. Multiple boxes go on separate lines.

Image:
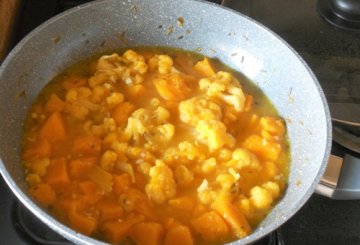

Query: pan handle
left=316, top=154, right=360, bottom=199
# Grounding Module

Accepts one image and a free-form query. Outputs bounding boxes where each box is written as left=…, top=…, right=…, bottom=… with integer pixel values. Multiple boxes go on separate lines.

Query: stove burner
left=318, top=0, right=360, bottom=31
left=12, top=201, right=72, bottom=245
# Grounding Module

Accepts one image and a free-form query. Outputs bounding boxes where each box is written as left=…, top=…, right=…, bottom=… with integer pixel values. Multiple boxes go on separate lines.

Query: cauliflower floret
left=199, top=71, right=246, bottom=112
left=25, top=173, right=41, bottom=186
left=178, top=141, right=199, bottom=161
left=125, top=108, right=174, bottom=146
left=154, top=123, right=175, bottom=142
left=148, top=54, right=174, bottom=74
left=145, top=160, right=177, bottom=204
left=154, top=106, right=170, bottom=124
left=137, top=161, right=152, bottom=175
left=197, top=179, right=216, bottom=205
left=249, top=185, right=274, bottom=210
left=100, top=150, right=118, bottom=171
left=106, top=92, right=124, bottom=107
left=174, top=165, right=194, bottom=186
left=260, top=117, right=286, bottom=142
left=200, top=157, right=217, bottom=174
left=216, top=173, right=238, bottom=192
left=91, top=117, right=117, bottom=136
left=26, top=158, right=50, bottom=177
left=179, top=96, right=222, bottom=126
left=227, top=148, right=261, bottom=171
left=195, top=120, right=235, bottom=152
left=64, top=85, right=107, bottom=120
left=217, top=148, right=233, bottom=162
left=163, top=141, right=204, bottom=165
left=262, top=181, right=280, bottom=199
left=91, top=85, right=109, bottom=103
left=65, top=89, right=78, bottom=102
left=77, top=87, right=92, bottom=99
left=124, top=108, right=150, bottom=142
left=64, top=103, right=90, bottom=120
left=90, top=50, right=148, bottom=87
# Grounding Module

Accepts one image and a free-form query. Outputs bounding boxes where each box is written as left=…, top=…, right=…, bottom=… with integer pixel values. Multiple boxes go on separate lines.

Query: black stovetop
left=1, top=0, right=360, bottom=244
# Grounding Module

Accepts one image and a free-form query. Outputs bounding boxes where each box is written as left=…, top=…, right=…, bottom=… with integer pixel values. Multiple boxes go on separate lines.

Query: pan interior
left=0, top=0, right=331, bottom=244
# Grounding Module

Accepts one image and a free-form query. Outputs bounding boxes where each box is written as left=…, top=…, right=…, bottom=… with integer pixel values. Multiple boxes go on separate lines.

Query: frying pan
left=0, top=0, right=331, bottom=244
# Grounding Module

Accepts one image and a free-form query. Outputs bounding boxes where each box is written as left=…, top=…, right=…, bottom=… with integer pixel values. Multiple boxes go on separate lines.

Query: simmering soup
left=22, top=47, right=289, bottom=245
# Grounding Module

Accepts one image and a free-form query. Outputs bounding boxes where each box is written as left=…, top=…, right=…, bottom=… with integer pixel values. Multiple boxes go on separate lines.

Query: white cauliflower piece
left=197, top=179, right=216, bottom=205
left=100, top=150, right=118, bottom=171
left=145, top=160, right=177, bottom=204
left=199, top=71, right=246, bottom=112
left=179, top=96, right=222, bottom=126
left=154, top=123, right=175, bottom=142
left=153, top=106, right=170, bottom=124
left=195, top=120, right=235, bottom=152
left=148, top=54, right=174, bottom=74
left=216, top=173, right=238, bottom=192
left=106, top=92, right=124, bottom=107
left=91, top=117, right=117, bottom=136
left=124, top=108, right=150, bottom=141
left=178, top=141, right=199, bottom=161
left=227, top=148, right=262, bottom=171
left=249, top=185, right=274, bottom=210
left=26, top=158, right=50, bottom=177
left=201, top=157, right=217, bottom=174
left=90, top=50, right=148, bottom=87
left=124, top=108, right=174, bottom=146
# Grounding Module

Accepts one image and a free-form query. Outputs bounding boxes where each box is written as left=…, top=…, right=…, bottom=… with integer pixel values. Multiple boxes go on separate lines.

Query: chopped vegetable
left=22, top=48, right=289, bottom=244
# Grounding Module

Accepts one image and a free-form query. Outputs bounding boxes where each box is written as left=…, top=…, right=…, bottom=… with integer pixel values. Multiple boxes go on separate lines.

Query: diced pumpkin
left=79, top=181, right=103, bottom=205
left=211, top=193, right=251, bottom=238
left=112, top=102, right=135, bottom=125
left=130, top=222, right=164, bottom=245
left=194, top=58, right=216, bottom=77
left=39, top=111, right=66, bottom=142
left=120, top=188, right=157, bottom=221
left=113, top=173, right=132, bottom=195
left=62, top=75, right=87, bottom=90
left=23, top=139, right=51, bottom=160
left=191, top=211, right=229, bottom=241
left=97, top=199, right=124, bottom=222
left=88, top=166, right=113, bottom=192
left=242, top=134, right=281, bottom=161
left=29, top=183, right=56, bottom=207
left=164, top=225, right=193, bottom=245
left=44, top=157, right=69, bottom=187
left=168, top=197, right=194, bottom=212
left=72, top=134, right=102, bottom=155
left=79, top=180, right=101, bottom=195
left=68, top=202, right=97, bottom=236
left=101, top=214, right=144, bottom=244
left=45, top=93, right=65, bottom=112
left=69, top=157, right=97, bottom=180
left=154, top=73, right=191, bottom=101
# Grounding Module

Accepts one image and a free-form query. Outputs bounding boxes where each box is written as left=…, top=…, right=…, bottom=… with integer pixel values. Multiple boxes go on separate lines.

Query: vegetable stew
left=22, top=48, right=289, bottom=245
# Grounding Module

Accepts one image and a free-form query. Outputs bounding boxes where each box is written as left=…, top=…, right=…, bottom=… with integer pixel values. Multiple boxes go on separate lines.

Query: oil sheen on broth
left=22, top=47, right=290, bottom=245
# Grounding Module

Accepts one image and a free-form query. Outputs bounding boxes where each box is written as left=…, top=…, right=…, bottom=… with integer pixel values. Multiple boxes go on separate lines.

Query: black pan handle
left=316, top=154, right=360, bottom=199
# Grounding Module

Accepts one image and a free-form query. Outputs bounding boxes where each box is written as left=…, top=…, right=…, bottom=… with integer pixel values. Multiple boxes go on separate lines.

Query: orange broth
left=22, top=47, right=289, bottom=245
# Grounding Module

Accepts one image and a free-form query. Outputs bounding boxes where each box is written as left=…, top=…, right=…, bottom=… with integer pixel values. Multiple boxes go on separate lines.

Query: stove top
left=1, top=0, right=360, bottom=244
